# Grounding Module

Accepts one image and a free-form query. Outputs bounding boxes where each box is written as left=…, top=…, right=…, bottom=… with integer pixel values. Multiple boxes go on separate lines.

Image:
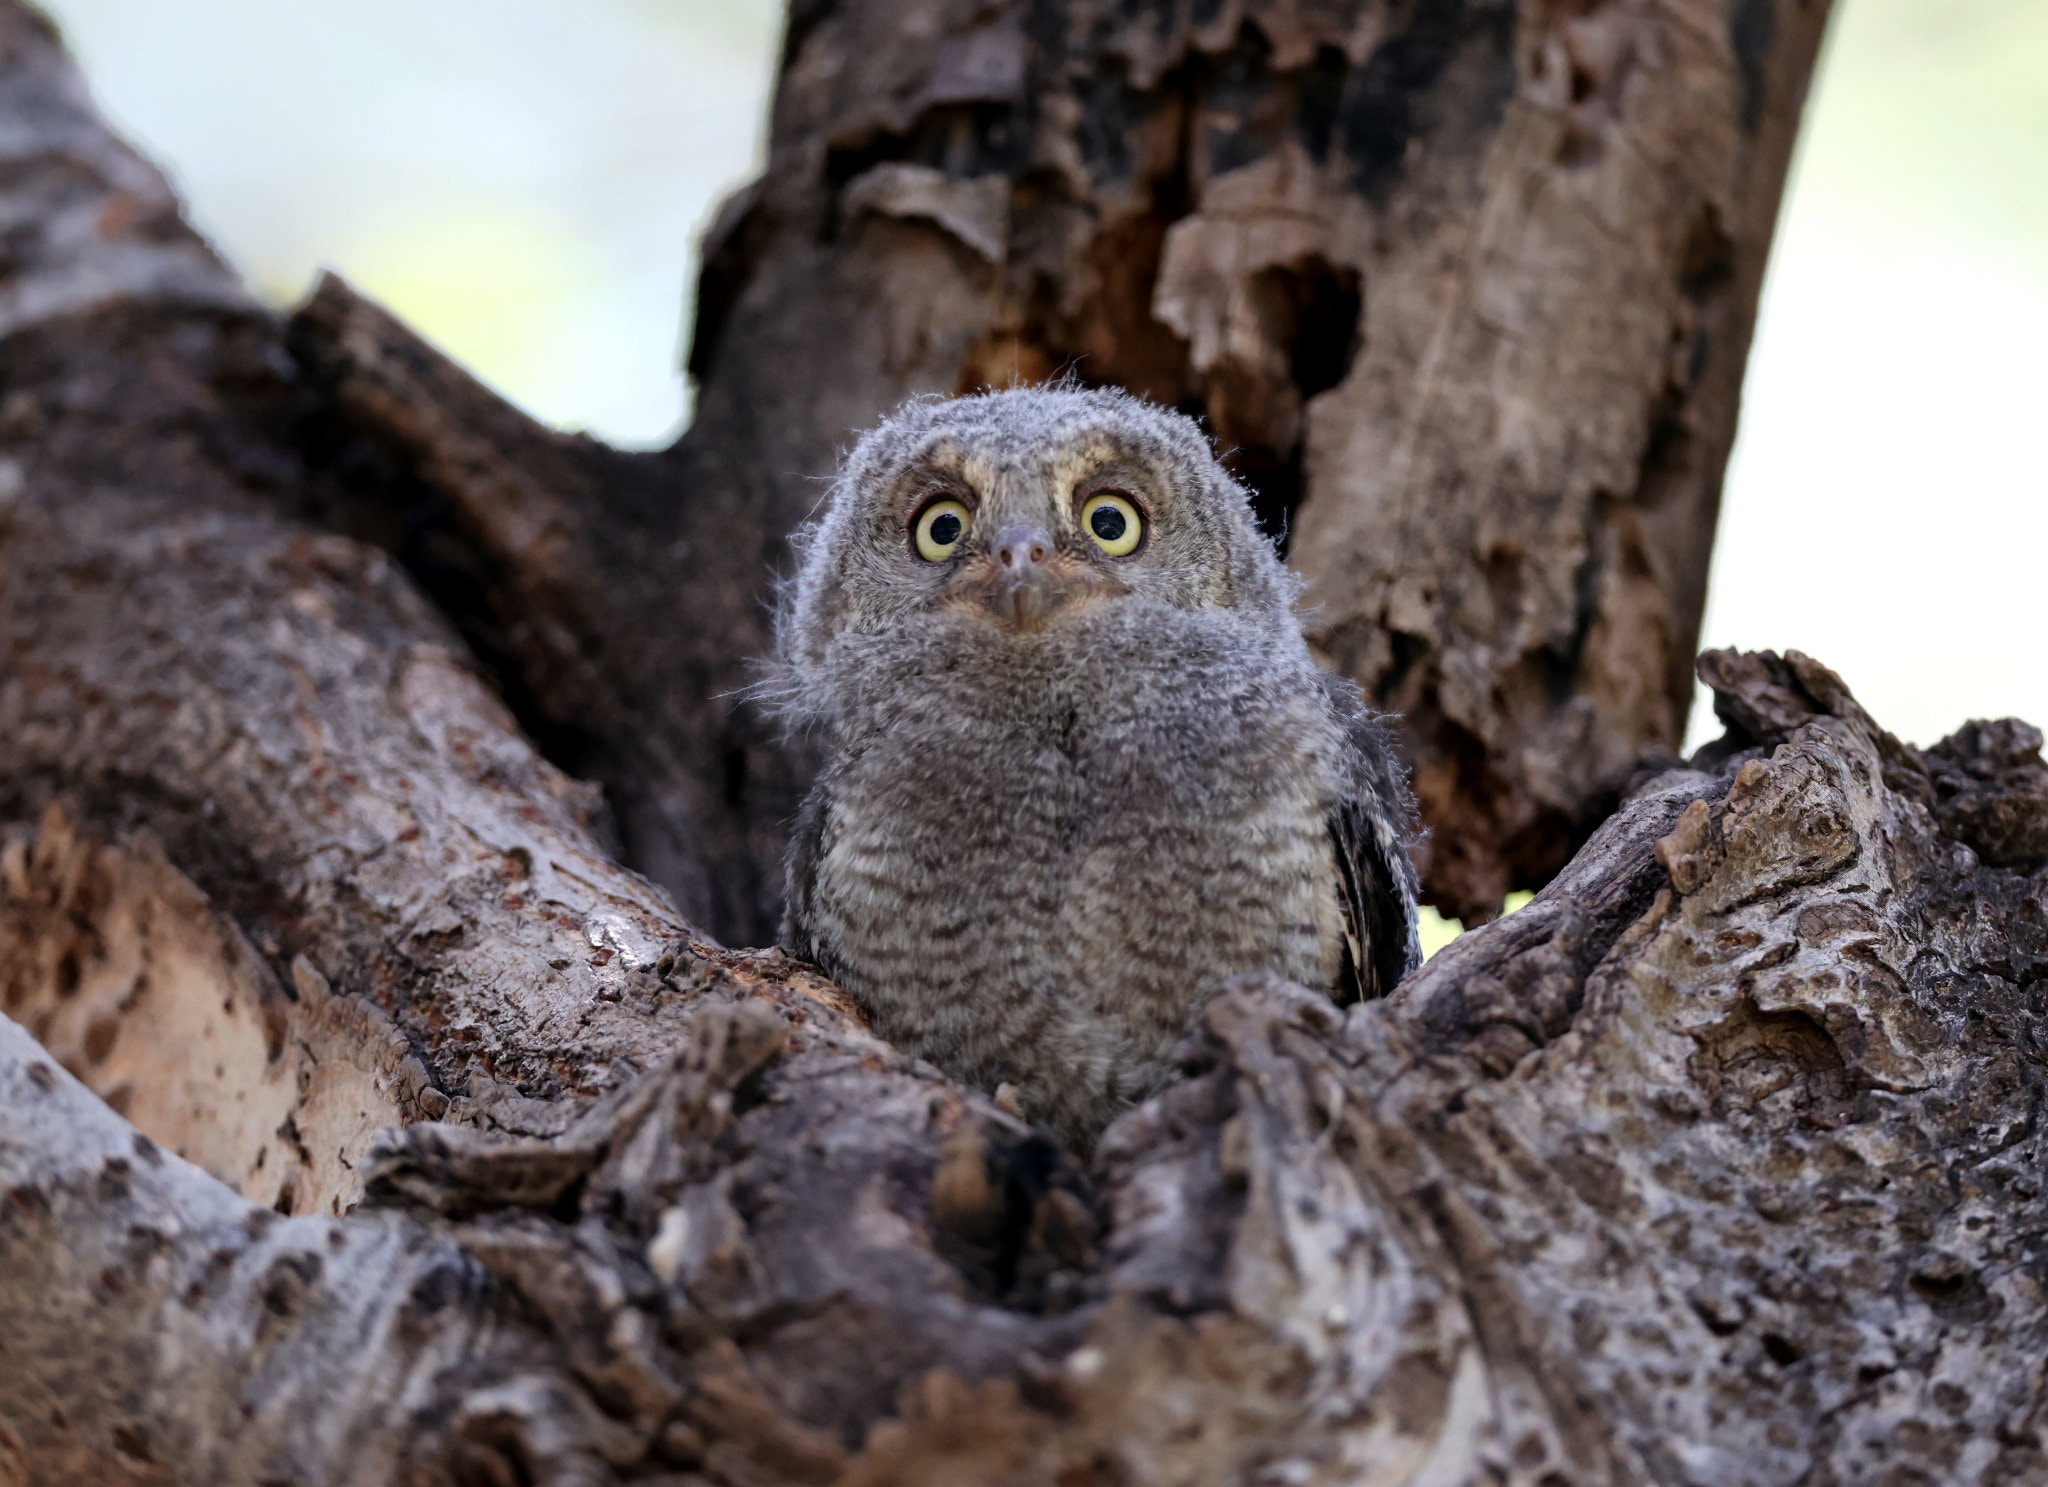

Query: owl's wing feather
left=779, top=777, right=831, bottom=967
left=1322, top=676, right=1422, bottom=1002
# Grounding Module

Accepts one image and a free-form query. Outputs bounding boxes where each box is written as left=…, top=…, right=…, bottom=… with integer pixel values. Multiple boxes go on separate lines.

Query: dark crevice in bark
left=1730, top=0, right=1779, bottom=132
left=687, top=185, right=770, bottom=386
left=1344, top=0, right=1521, bottom=203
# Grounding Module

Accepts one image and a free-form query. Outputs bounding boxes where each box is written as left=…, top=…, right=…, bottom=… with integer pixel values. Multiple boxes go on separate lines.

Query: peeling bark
left=0, top=1015, right=570, bottom=1487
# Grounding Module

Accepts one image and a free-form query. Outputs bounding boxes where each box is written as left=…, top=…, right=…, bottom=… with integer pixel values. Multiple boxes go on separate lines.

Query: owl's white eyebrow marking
left=957, top=453, right=999, bottom=495
left=1053, top=441, right=1127, bottom=493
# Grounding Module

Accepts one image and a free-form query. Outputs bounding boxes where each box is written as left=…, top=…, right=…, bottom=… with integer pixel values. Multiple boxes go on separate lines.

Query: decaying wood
left=281, top=0, right=1834, bottom=932
left=9, top=1, right=2046, bottom=1484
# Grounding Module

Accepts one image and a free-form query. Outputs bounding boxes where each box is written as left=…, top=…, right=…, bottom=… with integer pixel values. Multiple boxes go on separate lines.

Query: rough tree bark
left=10, top=2, right=2047, bottom=1486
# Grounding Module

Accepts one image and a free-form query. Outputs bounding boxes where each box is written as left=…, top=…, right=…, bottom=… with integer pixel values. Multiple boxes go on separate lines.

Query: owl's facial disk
left=799, top=389, right=1290, bottom=671
left=897, top=455, right=1146, bottom=634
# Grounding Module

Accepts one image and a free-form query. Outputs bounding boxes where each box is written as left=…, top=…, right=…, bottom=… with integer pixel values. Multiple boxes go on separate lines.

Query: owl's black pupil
left=1090, top=505, right=1127, bottom=542
left=928, top=511, right=962, bottom=546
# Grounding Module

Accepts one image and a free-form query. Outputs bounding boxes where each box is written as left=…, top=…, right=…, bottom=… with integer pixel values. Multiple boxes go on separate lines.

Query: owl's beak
left=984, top=524, right=1065, bottom=632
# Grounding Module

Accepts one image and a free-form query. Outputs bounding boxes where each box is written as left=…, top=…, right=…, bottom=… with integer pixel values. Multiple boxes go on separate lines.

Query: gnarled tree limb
left=12, top=633, right=2045, bottom=1483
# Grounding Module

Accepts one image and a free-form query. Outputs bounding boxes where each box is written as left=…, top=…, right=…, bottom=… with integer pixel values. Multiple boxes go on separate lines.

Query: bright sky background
left=1692, top=0, right=2048, bottom=751
left=39, top=0, right=2048, bottom=758
left=42, top=0, right=784, bottom=447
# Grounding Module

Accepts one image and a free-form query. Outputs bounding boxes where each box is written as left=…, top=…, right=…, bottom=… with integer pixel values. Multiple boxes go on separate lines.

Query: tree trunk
left=11, top=3, right=2047, bottom=1486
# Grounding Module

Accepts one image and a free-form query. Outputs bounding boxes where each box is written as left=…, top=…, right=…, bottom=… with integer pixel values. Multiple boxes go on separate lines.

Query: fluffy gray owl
left=776, top=387, right=1419, bottom=1149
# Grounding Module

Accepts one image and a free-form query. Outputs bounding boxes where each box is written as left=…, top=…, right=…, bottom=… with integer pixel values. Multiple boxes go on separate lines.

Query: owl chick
left=776, top=387, right=1419, bottom=1149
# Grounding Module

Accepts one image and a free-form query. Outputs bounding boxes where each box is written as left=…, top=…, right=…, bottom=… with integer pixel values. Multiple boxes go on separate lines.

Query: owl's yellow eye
left=1080, top=491, right=1143, bottom=557
left=913, top=499, right=971, bottom=562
